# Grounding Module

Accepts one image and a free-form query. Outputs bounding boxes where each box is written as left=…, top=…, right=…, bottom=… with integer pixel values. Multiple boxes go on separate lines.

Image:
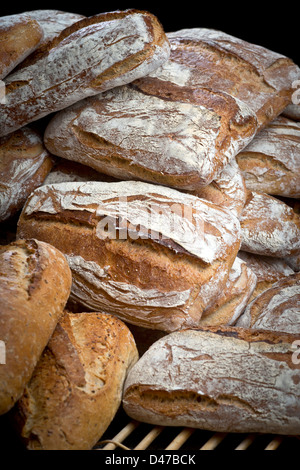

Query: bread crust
left=0, top=239, right=72, bottom=415
left=123, top=326, right=300, bottom=434
left=16, top=181, right=241, bottom=332
left=14, top=311, right=139, bottom=450
left=0, top=9, right=170, bottom=137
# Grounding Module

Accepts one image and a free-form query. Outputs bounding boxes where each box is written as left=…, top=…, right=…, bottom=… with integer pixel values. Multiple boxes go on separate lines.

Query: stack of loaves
left=0, top=9, right=300, bottom=450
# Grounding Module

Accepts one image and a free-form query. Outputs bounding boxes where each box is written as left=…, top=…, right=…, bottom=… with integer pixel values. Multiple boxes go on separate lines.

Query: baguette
left=236, top=116, right=300, bottom=198
left=0, top=126, right=54, bottom=222
left=236, top=272, right=300, bottom=334
left=13, top=311, right=138, bottom=450
left=0, top=239, right=72, bottom=415
left=123, top=326, right=300, bottom=434
left=16, top=181, right=241, bottom=332
left=0, top=9, right=170, bottom=137
left=0, top=13, right=43, bottom=80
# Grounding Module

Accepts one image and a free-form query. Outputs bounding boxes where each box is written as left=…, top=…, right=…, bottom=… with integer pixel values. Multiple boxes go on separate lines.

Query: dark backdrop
left=1, top=1, right=299, bottom=63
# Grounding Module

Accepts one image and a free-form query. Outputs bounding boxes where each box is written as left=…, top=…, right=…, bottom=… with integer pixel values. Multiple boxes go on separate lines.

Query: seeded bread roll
left=240, top=191, right=300, bottom=257
left=235, top=272, right=300, bottom=334
left=0, top=13, right=43, bottom=80
left=0, top=9, right=170, bottom=137
left=16, top=181, right=241, bottom=332
left=236, top=116, right=300, bottom=198
left=0, top=239, right=72, bottom=415
left=0, top=126, right=54, bottom=222
left=123, top=326, right=300, bottom=434
left=14, top=311, right=139, bottom=450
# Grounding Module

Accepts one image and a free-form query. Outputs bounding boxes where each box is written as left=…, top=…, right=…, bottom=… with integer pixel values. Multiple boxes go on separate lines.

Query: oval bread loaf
left=16, top=180, right=241, bottom=332
left=0, top=239, right=72, bottom=415
left=0, top=9, right=170, bottom=137
left=13, top=311, right=139, bottom=450
left=123, top=326, right=300, bottom=435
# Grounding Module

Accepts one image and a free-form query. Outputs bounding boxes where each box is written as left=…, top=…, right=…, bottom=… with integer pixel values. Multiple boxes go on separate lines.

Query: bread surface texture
left=0, top=9, right=170, bottom=137
left=123, top=326, right=300, bottom=434
left=0, top=239, right=72, bottom=415
left=16, top=180, right=241, bottom=332
left=14, top=311, right=139, bottom=450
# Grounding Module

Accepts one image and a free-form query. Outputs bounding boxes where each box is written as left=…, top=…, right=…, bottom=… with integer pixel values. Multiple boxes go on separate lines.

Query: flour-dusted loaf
left=0, top=13, right=43, bottom=80
left=0, top=126, right=54, bottom=222
left=16, top=181, right=241, bottom=332
left=0, top=239, right=72, bottom=415
left=162, top=28, right=300, bottom=130
left=236, top=272, right=300, bottom=334
left=198, top=256, right=257, bottom=326
left=190, top=157, right=247, bottom=218
left=240, top=191, right=300, bottom=257
left=0, top=9, right=170, bottom=137
left=44, top=82, right=257, bottom=192
left=238, top=250, right=295, bottom=300
left=123, top=326, right=300, bottom=434
left=236, top=116, right=300, bottom=198
left=14, top=311, right=139, bottom=450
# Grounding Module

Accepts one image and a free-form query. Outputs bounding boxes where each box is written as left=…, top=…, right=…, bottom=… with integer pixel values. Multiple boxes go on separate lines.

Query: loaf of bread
left=198, top=256, right=257, bottom=326
left=16, top=181, right=241, bottom=332
left=0, top=126, right=54, bottom=222
left=13, top=311, right=138, bottom=450
left=0, top=9, right=170, bottom=137
left=123, top=326, right=300, bottom=434
left=190, top=157, right=247, bottom=218
left=159, top=28, right=300, bottom=130
left=0, top=13, right=43, bottom=80
left=240, top=191, right=300, bottom=257
left=283, top=103, right=300, bottom=121
left=0, top=239, right=72, bottom=415
left=236, top=116, right=300, bottom=198
left=44, top=82, right=257, bottom=192
left=235, top=272, right=300, bottom=333
left=238, top=250, right=295, bottom=300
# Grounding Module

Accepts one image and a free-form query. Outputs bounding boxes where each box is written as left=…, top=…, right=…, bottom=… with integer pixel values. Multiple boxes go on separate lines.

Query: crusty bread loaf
left=238, top=250, right=295, bottom=300
left=0, top=9, right=170, bottom=137
left=44, top=82, right=257, bottom=192
left=198, top=256, right=257, bottom=326
left=240, top=191, right=300, bottom=257
left=16, top=181, right=241, bottom=332
left=0, top=126, right=54, bottom=222
left=0, top=239, right=72, bottom=415
left=236, top=116, right=300, bottom=198
left=0, top=13, right=43, bottom=80
left=190, top=157, right=247, bottom=218
left=163, top=28, right=300, bottom=130
left=123, top=326, right=300, bottom=434
left=13, top=311, right=138, bottom=450
left=236, top=272, right=300, bottom=333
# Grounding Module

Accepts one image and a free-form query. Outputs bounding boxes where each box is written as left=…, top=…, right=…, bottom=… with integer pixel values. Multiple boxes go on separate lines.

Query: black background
left=0, top=1, right=299, bottom=64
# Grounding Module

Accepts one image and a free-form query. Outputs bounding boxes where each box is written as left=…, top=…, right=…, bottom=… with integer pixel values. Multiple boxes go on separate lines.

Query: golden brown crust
left=14, top=311, right=139, bottom=450
left=0, top=239, right=72, bottom=415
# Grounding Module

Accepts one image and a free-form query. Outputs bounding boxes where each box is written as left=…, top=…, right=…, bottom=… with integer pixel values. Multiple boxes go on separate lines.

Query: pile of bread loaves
left=0, top=9, right=300, bottom=450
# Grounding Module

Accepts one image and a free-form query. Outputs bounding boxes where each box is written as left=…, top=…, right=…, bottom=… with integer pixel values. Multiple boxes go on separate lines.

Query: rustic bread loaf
left=16, top=181, right=241, bottom=332
left=13, top=311, right=138, bottom=450
left=198, top=256, right=257, bottom=326
left=240, top=191, right=300, bottom=257
left=0, top=13, right=43, bottom=80
left=162, top=28, right=300, bottom=130
left=0, top=239, right=72, bottom=415
left=0, top=9, right=170, bottom=137
left=0, top=126, right=54, bottom=222
left=44, top=82, right=257, bottom=192
left=238, top=250, right=295, bottom=300
left=123, top=326, right=300, bottom=434
left=190, top=157, right=247, bottom=218
left=236, top=116, right=300, bottom=198
left=235, top=272, right=300, bottom=333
